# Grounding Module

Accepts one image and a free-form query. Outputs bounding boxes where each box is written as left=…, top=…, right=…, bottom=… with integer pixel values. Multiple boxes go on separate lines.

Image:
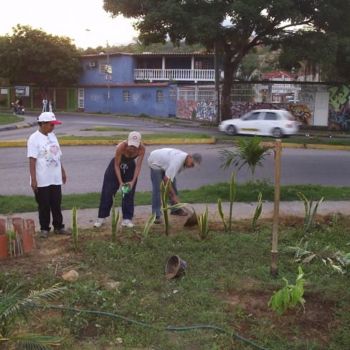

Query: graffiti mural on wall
left=288, top=104, right=312, bottom=125
left=230, top=102, right=312, bottom=125
left=328, top=85, right=350, bottom=130
left=176, top=99, right=216, bottom=121
left=177, top=99, right=198, bottom=120
left=177, top=99, right=312, bottom=124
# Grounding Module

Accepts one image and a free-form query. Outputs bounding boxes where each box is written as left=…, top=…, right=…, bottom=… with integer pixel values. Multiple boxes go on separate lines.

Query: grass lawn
left=1, top=182, right=350, bottom=215
left=1, top=213, right=350, bottom=349
left=0, top=113, right=24, bottom=125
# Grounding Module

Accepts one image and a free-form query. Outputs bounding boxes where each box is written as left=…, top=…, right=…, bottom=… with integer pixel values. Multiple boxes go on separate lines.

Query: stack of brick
left=0, top=217, right=36, bottom=259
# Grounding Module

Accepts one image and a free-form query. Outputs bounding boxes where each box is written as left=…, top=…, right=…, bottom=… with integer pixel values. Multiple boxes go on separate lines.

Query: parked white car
left=218, top=109, right=299, bottom=138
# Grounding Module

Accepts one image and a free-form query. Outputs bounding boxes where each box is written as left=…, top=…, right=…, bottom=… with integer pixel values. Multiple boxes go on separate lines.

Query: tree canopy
left=0, top=25, right=81, bottom=87
left=103, top=0, right=350, bottom=119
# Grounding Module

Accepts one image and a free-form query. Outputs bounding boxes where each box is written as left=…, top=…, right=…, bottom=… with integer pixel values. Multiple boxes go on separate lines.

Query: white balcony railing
left=134, top=69, right=215, bottom=82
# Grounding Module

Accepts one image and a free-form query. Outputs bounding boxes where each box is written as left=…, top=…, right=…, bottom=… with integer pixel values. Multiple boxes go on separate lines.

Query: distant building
left=78, top=52, right=216, bottom=117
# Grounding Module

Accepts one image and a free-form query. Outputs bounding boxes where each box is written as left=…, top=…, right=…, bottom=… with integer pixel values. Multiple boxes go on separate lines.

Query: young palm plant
left=72, top=206, right=78, bottom=251
left=197, top=206, right=210, bottom=240
left=111, top=195, right=120, bottom=243
left=160, top=179, right=185, bottom=236
left=217, top=172, right=237, bottom=232
left=217, top=198, right=228, bottom=232
left=297, top=192, right=324, bottom=234
left=142, top=214, right=156, bottom=239
left=0, top=283, right=66, bottom=349
left=220, top=137, right=271, bottom=180
left=228, top=172, right=236, bottom=232
left=252, top=192, right=263, bottom=231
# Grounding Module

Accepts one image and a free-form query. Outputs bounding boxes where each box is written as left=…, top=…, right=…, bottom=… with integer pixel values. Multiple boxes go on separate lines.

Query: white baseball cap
left=37, top=112, right=62, bottom=125
left=127, top=131, right=141, bottom=147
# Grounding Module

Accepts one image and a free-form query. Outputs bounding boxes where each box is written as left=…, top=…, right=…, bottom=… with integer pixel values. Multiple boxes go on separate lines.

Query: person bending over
left=94, top=131, right=145, bottom=228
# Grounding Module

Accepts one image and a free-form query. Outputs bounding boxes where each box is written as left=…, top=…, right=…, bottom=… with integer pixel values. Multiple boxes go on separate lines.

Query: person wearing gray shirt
left=147, top=148, right=202, bottom=223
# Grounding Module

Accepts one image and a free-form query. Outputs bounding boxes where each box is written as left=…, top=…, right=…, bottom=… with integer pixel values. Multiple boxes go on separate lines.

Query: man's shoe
left=39, top=230, right=49, bottom=238
left=94, top=218, right=106, bottom=228
left=54, top=228, right=71, bottom=235
left=170, top=208, right=188, bottom=216
left=121, top=219, right=134, bottom=228
left=154, top=217, right=162, bottom=224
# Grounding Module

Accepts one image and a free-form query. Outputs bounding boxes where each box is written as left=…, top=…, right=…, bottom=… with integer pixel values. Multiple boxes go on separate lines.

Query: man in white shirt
left=27, top=112, right=68, bottom=238
left=147, top=148, right=202, bottom=223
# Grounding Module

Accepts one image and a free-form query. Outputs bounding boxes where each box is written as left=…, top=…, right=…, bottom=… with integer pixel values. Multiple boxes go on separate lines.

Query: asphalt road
left=1, top=113, right=350, bottom=196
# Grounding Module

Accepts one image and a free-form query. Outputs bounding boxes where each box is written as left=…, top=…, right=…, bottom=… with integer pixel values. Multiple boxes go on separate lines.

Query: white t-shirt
left=27, top=130, right=63, bottom=187
left=147, top=148, right=188, bottom=181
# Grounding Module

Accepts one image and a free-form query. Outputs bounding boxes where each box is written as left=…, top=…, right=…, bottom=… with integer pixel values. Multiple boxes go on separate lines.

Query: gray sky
left=0, top=0, right=138, bottom=48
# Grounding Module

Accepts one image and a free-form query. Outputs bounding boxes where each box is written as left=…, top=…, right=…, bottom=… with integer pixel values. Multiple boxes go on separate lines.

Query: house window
left=156, top=90, right=164, bottom=103
left=194, top=58, right=214, bottom=69
left=123, top=90, right=131, bottom=102
left=99, top=63, right=110, bottom=74
left=78, top=88, right=84, bottom=109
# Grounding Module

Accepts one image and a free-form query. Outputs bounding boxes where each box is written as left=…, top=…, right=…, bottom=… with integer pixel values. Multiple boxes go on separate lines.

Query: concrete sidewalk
left=1, top=201, right=349, bottom=231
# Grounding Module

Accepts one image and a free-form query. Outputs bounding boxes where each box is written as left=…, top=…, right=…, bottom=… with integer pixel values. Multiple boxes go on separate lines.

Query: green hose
left=33, top=304, right=270, bottom=350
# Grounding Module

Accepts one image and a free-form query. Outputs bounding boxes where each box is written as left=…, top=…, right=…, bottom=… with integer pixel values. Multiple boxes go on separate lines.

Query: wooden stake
left=271, top=139, right=282, bottom=277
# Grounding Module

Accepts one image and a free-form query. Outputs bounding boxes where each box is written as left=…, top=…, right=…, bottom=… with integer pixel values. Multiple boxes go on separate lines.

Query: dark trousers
left=35, top=185, right=64, bottom=231
left=98, top=158, right=136, bottom=220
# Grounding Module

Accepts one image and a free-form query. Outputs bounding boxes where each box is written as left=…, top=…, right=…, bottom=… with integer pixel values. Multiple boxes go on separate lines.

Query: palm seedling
left=72, top=206, right=78, bottom=251
left=217, top=198, right=228, bottom=232
left=197, top=206, right=210, bottom=240
left=0, top=283, right=66, bottom=349
left=220, top=137, right=271, bottom=180
left=160, top=179, right=186, bottom=236
left=251, top=192, right=263, bottom=231
left=297, top=192, right=324, bottom=234
left=142, top=213, right=156, bottom=239
left=111, top=195, right=120, bottom=242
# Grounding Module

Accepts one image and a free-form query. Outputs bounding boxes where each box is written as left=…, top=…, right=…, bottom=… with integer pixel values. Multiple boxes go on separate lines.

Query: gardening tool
left=183, top=206, right=198, bottom=227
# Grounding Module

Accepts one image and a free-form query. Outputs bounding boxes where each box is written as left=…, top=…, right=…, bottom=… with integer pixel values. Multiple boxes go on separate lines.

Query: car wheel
left=272, top=128, right=283, bottom=138
left=226, top=125, right=237, bottom=136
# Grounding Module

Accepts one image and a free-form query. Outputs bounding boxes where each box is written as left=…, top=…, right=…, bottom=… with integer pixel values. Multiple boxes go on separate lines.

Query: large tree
left=0, top=25, right=81, bottom=87
left=103, top=0, right=350, bottom=120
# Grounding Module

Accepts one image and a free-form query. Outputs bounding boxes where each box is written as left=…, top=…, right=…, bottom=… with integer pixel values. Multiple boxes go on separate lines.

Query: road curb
left=1, top=119, right=350, bottom=150
left=1, top=138, right=349, bottom=150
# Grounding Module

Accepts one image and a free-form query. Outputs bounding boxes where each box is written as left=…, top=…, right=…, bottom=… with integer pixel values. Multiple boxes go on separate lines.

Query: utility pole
left=214, top=42, right=221, bottom=124
left=105, top=42, right=112, bottom=113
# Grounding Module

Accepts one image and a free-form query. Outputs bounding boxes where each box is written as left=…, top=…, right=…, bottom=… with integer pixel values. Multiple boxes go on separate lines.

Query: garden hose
left=33, top=304, right=269, bottom=350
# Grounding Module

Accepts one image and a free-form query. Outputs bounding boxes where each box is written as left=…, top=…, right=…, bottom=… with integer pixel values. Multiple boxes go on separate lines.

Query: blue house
left=78, top=52, right=215, bottom=117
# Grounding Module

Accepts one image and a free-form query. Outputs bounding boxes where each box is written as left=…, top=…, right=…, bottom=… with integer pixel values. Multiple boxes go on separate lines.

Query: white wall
left=314, top=91, right=329, bottom=126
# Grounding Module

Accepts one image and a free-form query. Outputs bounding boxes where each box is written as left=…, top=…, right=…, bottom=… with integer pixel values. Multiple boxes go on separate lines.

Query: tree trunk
left=220, top=52, right=236, bottom=120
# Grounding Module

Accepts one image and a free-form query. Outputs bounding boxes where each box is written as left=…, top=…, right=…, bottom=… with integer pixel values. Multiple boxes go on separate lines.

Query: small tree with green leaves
left=220, top=137, right=271, bottom=180
left=268, top=267, right=305, bottom=316
left=0, top=284, right=66, bottom=349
